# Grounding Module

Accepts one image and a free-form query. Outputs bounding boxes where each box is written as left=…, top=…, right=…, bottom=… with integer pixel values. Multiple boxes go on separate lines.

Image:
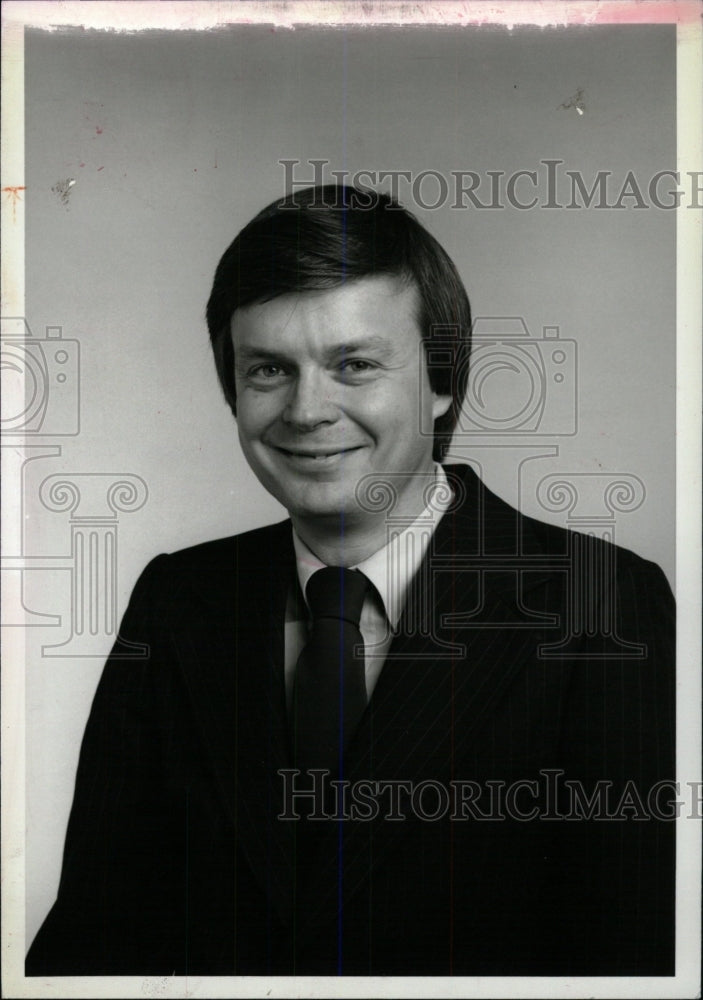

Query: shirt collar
left=292, top=464, right=453, bottom=627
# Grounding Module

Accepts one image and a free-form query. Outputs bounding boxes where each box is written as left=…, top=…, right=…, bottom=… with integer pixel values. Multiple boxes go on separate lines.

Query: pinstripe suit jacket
left=26, top=463, right=675, bottom=976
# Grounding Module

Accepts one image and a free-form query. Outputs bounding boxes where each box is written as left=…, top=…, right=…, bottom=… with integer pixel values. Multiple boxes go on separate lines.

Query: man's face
left=231, top=275, right=452, bottom=527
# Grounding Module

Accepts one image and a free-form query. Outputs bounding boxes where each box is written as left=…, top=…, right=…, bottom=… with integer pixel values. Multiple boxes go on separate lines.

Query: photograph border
left=2, top=3, right=700, bottom=998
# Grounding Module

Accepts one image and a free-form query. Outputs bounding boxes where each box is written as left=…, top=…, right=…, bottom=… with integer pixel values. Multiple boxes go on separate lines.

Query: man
left=26, top=185, right=675, bottom=977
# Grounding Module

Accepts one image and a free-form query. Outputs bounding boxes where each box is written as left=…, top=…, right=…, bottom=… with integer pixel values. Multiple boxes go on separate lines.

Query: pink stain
left=379, top=1, right=702, bottom=26
left=479, top=1, right=701, bottom=25
left=95, top=126, right=103, bottom=135
left=97, top=166, right=104, bottom=171
left=586, top=0, right=700, bottom=23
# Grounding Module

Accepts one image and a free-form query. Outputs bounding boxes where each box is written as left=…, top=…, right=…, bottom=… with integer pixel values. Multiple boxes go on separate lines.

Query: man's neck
left=289, top=464, right=448, bottom=567
left=289, top=513, right=394, bottom=567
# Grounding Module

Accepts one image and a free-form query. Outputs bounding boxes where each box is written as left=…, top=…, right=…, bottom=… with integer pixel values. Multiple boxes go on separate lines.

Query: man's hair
left=206, top=184, right=471, bottom=461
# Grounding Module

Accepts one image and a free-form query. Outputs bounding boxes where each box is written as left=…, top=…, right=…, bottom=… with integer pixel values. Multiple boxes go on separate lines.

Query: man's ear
left=432, top=393, right=453, bottom=420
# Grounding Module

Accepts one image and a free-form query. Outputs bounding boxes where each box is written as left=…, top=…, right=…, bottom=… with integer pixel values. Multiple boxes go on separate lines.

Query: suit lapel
left=351, top=464, right=558, bottom=772
left=295, top=464, right=561, bottom=931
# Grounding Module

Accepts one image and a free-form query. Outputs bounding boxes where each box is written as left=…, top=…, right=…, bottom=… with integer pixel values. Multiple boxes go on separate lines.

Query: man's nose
left=281, top=370, right=338, bottom=429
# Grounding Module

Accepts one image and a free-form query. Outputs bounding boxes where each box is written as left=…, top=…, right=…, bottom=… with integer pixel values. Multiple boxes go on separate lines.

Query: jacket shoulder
left=156, top=518, right=291, bottom=572
left=523, top=506, right=670, bottom=588
left=445, top=463, right=672, bottom=596
left=125, top=519, right=293, bottom=607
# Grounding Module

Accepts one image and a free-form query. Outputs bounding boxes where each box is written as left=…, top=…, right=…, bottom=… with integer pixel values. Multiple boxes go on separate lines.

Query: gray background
left=24, top=24, right=675, bottom=941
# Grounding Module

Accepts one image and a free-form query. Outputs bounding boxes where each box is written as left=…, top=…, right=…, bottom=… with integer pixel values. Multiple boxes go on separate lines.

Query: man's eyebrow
left=236, top=336, right=399, bottom=366
left=235, top=346, right=289, bottom=365
left=325, top=336, right=397, bottom=359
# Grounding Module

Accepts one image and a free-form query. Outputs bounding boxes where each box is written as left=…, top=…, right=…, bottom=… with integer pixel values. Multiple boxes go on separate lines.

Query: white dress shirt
left=284, top=464, right=453, bottom=706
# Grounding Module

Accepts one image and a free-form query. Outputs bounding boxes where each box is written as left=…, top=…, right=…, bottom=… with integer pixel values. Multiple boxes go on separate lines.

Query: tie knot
left=305, top=566, right=368, bottom=627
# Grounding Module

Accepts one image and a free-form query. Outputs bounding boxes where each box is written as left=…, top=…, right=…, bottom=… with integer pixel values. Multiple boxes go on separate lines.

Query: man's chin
left=286, top=497, right=363, bottom=523
left=269, top=479, right=366, bottom=520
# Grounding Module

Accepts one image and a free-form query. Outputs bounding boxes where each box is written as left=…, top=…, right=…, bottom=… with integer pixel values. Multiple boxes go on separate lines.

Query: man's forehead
left=230, top=274, right=421, bottom=342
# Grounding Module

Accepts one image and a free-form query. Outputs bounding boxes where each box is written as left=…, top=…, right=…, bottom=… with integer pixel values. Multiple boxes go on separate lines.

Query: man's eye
left=251, top=363, right=285, bottom=378
left=341, top=359, right=376, bottom=374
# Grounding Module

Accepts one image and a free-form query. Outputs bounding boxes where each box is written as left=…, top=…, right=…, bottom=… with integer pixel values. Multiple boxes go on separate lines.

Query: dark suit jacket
left=26, top=464, right=675, bottom=977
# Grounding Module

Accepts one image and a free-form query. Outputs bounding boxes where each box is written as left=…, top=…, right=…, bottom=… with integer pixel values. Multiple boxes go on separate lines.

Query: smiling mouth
left=274, top=446, right=363, bottom=460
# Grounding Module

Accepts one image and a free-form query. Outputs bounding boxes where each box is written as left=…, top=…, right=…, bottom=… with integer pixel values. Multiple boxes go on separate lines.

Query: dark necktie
left=293, top=566, right=369, bottom=776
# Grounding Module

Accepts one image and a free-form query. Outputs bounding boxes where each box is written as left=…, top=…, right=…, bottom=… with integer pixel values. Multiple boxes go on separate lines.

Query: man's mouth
left=273, top=445, right=364, bottom=460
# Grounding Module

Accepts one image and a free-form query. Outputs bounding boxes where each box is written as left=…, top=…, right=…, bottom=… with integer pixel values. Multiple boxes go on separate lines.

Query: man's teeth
left=288, top=449, right=346, bottom=457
